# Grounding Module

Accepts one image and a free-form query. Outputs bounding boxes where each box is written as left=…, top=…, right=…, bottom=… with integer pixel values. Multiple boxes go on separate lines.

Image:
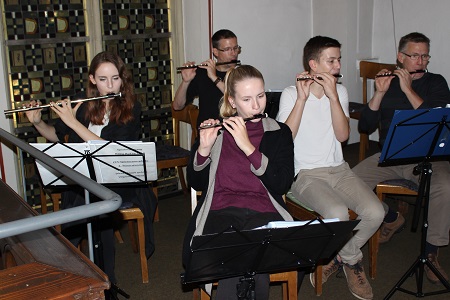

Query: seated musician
left=25, top=51, right=157, bottom=298
left=353, top=32, right=450, bottom=285
left=276, top=36, right=384, bottom=300
left=173, top=29, right=240, bottom=127
left=182, top=65, right=295, bottom=299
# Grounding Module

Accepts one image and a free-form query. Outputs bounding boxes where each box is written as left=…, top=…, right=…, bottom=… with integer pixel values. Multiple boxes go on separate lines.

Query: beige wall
left=180, top=0, right=450, bottom=144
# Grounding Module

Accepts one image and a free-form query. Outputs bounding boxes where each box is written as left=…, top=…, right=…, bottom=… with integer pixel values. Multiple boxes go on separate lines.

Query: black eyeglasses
left=217, top=45, right=242, bottom=54
left=401, top=52, right=431, bottom=61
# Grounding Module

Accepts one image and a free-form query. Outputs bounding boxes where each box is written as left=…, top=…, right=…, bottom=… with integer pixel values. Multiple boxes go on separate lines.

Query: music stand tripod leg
left=384, top=163, right=450, bottom=299
left=87, top=190, right=130, bottom=300
left=92, top=217, right=130, bottom=299
left=85, top=190, right=95, bottom=261
left=236, top=272, right=256, bottom=300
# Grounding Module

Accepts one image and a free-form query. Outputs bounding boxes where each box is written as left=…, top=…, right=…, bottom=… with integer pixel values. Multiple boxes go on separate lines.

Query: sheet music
left=88, top=140, right=157, bottom=183
left=31, top=141, right=157, bottom=186
left=31, top=143, right=91, bottom=186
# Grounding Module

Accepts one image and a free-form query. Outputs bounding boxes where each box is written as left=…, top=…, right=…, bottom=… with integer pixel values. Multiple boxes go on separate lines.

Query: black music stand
left=182, top=219, right=359, bottom=299
left=33, top=140, right=157, bottom=300
left=378, top=108, right=450, bottom=299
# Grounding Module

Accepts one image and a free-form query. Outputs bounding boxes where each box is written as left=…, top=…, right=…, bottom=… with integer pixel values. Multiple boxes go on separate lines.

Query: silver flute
left=198, top=113, right=267, bottom=130
left=4, top=93, right=121, bottom=115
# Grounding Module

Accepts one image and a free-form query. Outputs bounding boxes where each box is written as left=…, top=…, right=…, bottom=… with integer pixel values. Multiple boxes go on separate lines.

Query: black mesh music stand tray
left=378, top=108, right=450, bottom=299
left=181, top=219, right=358, bottom=286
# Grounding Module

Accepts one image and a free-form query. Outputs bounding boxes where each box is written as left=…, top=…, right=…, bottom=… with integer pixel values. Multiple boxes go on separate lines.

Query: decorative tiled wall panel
left=2, top=0, right=175, bottom=205
left=101, top=0, right=176, bottom=195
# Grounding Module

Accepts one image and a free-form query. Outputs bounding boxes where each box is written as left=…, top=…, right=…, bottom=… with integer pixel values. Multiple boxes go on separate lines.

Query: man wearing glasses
left=353, top=32, right=450, bottom=284
left=173, top=29, right=241, bottom=127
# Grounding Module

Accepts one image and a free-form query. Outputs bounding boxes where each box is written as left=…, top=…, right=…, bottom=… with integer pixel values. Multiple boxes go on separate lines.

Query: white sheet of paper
left=88, top=140, right=157, bottom=183
left=31, top=143, right=91, bottom=186
left=256, top=218, right=340, bottom=229
left=32, top=141, right=157, bottom=186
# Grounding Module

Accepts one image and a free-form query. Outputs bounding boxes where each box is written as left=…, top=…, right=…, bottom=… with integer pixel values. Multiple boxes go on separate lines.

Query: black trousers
left=61, top=212, right=116, bottom=281
left=60, top=185, right=157, bottom=284
left=203, top=207, right=283, bottom=300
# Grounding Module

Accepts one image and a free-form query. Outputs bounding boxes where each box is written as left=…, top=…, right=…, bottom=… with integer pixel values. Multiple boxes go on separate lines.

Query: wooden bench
left=0, top=180, right=110, bottom=299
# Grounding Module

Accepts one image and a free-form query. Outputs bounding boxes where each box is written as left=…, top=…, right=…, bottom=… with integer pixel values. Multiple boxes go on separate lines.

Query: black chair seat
left=349, top=102, right=366, bottom=114
left=379, top=179, right=419, bottom=192
left=156, top=144, right=190, bottom=161
left=119, top=201, right=134, bottom=209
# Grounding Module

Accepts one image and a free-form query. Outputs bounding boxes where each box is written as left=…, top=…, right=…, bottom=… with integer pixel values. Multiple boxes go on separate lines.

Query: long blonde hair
left=219, top=65, right=265, bottom=118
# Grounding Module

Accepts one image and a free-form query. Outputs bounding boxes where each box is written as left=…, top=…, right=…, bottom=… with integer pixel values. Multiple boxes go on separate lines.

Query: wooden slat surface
left=0, top=262, right=107, bottom=299
left=0, top=180, right=109, bottom=299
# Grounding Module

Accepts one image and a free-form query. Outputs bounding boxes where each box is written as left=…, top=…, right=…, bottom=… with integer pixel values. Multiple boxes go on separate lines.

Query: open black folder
left=182, top=218, right=359, bottom=284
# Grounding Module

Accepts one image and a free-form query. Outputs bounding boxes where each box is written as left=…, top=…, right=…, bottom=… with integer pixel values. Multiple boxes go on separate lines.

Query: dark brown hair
left=303, top=36, right=341, bottom=72
left=85, top=51, right=135, bottom=125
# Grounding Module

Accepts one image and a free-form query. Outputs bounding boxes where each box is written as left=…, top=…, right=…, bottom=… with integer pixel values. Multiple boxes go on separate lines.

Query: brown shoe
left=310, top=255, right=342, bottom=288
left=424, top=252, right=449, bottom=284
left=343, top=261, right=373, bottom=300
left=379, top=212, right=405, bottom=244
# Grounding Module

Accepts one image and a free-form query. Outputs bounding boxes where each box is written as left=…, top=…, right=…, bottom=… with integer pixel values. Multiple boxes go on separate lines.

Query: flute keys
left=177, top=60, right=240, bottom=72
left=296, top=74, right=343, bottom=81
left=375, top=72, right=394, bottom=78
left=297, top=76, right=315, bottom=81
left=24, top=102, right=40, bottom=109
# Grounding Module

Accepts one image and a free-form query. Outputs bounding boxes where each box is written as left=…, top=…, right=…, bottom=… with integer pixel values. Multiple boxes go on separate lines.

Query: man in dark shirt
left=353, top=32, right=450, bottom=285
left=173, top=29, right=240, bottom=127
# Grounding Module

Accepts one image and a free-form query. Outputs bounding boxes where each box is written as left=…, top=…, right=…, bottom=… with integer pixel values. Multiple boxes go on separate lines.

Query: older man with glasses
left=173, top=29, right=241, bottom=128
left=353, top=32, right=450, bottom=285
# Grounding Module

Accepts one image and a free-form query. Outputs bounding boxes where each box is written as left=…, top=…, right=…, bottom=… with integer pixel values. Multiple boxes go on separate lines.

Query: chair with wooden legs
left=352, top=62, right=419, bottom=239
left=114, top=205, right=148, bottom=283
left=151, top=103, right=199, bottom=222
left=35, top=134, right=149, bottom=283
left=39, top=185, right=149, bottom=283
left=376, top=179, right=419, bottom=217
left=39, top=187, right=62, bottom=232
left=38, top=137, right=67, bottom=232
left=285, top=191, right=380, bottom=296
left=350, top=61, right=396, bottom=162
left=190, top=188, right=298, bottom=300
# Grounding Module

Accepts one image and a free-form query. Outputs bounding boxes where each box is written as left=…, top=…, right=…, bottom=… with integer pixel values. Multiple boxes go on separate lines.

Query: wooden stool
left=40, top=185, right=149, bottom=283
left=376, top=179, right=419, bottom=217
left=39, top=188, right=62, bottom=232
left=149, top=104, right=199, bottom=222
left=116, top=206, right=148, bottom=283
